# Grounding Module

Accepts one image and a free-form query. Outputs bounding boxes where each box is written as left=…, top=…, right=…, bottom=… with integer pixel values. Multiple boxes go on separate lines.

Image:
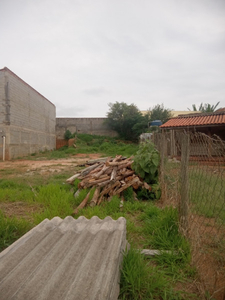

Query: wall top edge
left=0, top=67, right=55, bottom=108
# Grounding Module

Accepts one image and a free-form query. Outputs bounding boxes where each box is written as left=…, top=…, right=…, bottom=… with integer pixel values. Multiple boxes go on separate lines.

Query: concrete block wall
left=56, top=117, right=117, bottom=139
left=0, top=67, right=56, bottom=160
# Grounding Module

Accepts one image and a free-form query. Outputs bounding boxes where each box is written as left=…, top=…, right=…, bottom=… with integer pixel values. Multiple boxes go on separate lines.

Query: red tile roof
left=160, top=112, right=225, bottom=128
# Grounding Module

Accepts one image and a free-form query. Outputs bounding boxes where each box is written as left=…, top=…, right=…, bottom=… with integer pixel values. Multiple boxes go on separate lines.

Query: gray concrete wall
left=0, top=67, right=56, bottom=160
left=56, top=117, right=117, bottom=139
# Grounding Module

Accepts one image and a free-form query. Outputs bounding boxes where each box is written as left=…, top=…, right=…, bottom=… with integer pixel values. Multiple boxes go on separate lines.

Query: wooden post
left=160, top=130, right=165, bottom=201
left=170, top=130, right=175, bottom=157
left=180, top=132, right=190, bottom=235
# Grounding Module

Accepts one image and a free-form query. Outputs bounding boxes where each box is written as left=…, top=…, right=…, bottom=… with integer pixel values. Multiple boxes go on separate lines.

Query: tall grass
left=33, top=184, right=75, bottom=223
left=120, top=247, right=187, bottom=300
left=140, top=204, right=191, bottom=278
left=0, top=211, right=32, bottom=251
left=189, top=167, right=225, bottom=223
left=29, top=134, right=139, bottom=160
left=0, top=179, right=35, bottom=203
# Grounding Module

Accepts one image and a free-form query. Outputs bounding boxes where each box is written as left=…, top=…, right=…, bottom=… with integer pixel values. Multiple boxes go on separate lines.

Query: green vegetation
left=105, top=102, right=147, bottom=142
left=187, top=102, right=220, bottom=112
left=132, top=141, right=161, bottom=200
left=146, top=103, right=173, bottom=125
left=105, top=102, right=172, bottom=142
left=0, top=211, right=32, bottom=250
left=24, top=134, right=138, bottom=160
left=189, top=167, right=225, bottom=224
left=0, top=134, right=198, bottom=299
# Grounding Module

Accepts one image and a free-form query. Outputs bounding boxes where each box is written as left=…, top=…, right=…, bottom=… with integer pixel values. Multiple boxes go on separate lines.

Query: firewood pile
left=66, top=155, right=151, bottom=214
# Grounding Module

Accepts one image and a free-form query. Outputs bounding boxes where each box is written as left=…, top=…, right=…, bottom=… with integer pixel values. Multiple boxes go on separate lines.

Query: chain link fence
left=152, top=130, right=225, bottom=299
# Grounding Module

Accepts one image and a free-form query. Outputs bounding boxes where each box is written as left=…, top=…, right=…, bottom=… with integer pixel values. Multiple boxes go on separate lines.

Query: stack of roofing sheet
left=0, top=216, right=127, bottom=300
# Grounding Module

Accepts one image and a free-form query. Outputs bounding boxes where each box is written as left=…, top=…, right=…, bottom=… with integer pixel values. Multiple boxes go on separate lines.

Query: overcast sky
left=1, top=0, right=225, bottom=117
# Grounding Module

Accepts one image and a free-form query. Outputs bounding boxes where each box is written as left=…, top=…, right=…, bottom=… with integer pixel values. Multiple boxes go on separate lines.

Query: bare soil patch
left=0, top=202, right=42, bottom=221
left=0, top=153, right=102, bottom=177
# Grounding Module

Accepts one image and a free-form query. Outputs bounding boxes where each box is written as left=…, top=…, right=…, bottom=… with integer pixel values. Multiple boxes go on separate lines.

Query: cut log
left=89, top=187, right=101, bottom=207
left=106, top=157, right=133, bottom=167
left=97, top=179, right=111, bottom=188
left=93, top=164, right=110, bottom=179
left=83, top=175, right=110, bottom=188
left=80, top=163, right=100, bottom=177
left=100, top=181, right=121, bottom=197
left=97, top=194, right=105, bottom=206
left=117, top=161, right=133, bottom=170
left=110, top=167, right=118, bottom=181
left=66, top=173, right=81, bottom=184
left=143, top=182, right=151, bottom=191
left=86, top=157, right=111, bottom=165
left=72, top=188, right=94, bottom=215
left=113, top=177, right=139, bottom=195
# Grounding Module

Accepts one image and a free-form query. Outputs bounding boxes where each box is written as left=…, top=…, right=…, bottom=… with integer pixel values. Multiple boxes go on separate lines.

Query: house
left=160, top=111, right=225, bottom=140
left=0, top=67, right=56, bottom=160
left=158, top=111, right=225, bottom=157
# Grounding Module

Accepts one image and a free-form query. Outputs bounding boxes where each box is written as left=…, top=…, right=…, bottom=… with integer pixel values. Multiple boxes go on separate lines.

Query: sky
left=1, top=0, right=225, bottom=117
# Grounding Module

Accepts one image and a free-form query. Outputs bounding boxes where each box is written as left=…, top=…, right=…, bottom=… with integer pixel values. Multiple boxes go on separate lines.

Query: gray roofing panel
left=0, top=216, right=127, bottom=300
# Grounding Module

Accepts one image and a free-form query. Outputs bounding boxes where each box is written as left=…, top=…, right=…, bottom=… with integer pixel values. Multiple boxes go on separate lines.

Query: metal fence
left=152, top=130, right=225, bottom=299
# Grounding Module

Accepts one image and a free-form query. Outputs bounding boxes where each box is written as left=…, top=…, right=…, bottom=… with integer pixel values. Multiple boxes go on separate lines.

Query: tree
left=105, top=102, right=146, bottom=141
left=148, top=104, right=173, bottom=124
left=187, top=102, right=220, bottom=113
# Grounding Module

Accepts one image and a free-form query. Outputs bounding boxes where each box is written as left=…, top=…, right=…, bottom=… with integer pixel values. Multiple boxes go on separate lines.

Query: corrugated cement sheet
left=0, top=216, right=127, bottom=300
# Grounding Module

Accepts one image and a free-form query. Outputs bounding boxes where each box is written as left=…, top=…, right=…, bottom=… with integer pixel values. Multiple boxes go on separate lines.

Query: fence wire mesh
left=153, top=130, right=225, bottom=299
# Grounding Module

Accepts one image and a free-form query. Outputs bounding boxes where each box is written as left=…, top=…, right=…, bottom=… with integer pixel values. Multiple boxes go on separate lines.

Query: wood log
left=119, top=170, right=135, bottom=178
left=117, top=161, right=133, bottom=170
left=66, top=173, right=81, bottom=184
left=89, top=187, right=101, bottom=207
left=106, top=156, right=133, bottom=166
left=110, top=167, right=118, bottom=181
left=86, top=157, right=111, bottom=165
left=97, top=194, right=105, bottom=206
left=112, top=155, right=123, bottom=162
left=104, top=167, right=114, bottom=175
left=93, top=164, right=110, bottom=178
left=80, top=163, right=100, bottom=177
left=88, top=163, right=104, bottom=175
left=72, top=188, right=94, bottom=215
left=100, top=181, right=121, bottom=197
left=113, top=177, right=139, bottom=195
left=97, top=179, right=111, bottom=187
left=83, top=175, right=110, bottom=188
left=143, top=182, right=151, bottom=191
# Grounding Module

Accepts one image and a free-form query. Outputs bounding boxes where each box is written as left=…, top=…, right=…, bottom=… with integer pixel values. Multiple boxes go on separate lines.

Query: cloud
left=0, top=0, right=225, bottom=116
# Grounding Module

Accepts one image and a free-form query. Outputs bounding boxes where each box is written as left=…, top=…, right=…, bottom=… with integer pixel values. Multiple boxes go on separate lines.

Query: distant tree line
left=105, top=102, right=172, bottom=142
left=106, top=101, right=222, bottom=142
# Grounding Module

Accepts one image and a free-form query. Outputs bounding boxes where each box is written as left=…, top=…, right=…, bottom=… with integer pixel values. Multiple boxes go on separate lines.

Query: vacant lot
left=0, top=145, right=224, bottom=299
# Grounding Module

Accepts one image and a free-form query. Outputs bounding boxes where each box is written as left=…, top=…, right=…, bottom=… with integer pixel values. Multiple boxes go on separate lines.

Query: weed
left=0, top=211, right=32, bottom=251
left=120, top=247, right=185, bottom=300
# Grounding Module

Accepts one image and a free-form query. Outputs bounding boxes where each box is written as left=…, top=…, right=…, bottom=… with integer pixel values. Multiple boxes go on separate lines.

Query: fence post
left=160, top=130, right=165, bottom=201
left=180, top=132, right=190, bottom=234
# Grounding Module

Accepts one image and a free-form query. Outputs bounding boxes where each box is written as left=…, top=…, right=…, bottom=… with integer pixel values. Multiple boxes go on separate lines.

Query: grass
left=0, top=211, right=32, bottom=250
left=189, top=167, right=225, bottom=223
left=0, top=179, right=195, bottom=298
left=23, top=134, right=139, bottom=160
left=164, top=161, right=225, bottom=224
left=0, top=134, right=199, bottom=299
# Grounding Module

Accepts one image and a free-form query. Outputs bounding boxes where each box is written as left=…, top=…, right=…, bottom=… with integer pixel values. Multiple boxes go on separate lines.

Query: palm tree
left=187, top=102, right=220, bottom=112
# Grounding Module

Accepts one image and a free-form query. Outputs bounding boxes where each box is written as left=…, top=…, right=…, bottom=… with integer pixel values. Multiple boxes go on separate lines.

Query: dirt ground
left=0, top=153, right=102, bottom=176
